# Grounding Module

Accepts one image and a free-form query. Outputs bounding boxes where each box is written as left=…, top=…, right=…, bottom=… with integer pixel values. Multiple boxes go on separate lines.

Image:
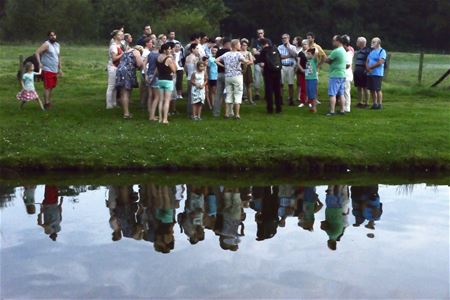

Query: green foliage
left=221, top=0, right=450, bottom=51
left=0, top=0, right=228, bottom=43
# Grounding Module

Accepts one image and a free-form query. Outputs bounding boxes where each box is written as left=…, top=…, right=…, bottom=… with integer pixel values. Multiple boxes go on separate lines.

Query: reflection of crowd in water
left=3, top=183, right=383, bottom=252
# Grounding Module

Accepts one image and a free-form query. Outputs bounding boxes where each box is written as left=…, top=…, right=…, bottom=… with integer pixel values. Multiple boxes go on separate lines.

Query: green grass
left=0, top=45, right=449, bottom=172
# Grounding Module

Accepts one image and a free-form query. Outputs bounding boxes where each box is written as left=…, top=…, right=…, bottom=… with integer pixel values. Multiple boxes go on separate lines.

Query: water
left=0, top=179, right=449, bottom=299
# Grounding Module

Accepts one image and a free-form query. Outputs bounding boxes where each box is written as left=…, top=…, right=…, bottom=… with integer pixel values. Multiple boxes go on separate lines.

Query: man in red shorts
left=35, top=31, right=63, bottom=109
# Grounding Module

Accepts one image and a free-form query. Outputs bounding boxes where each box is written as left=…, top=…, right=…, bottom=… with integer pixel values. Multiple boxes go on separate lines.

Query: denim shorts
left=158, top=79, right=174, bottom=92
left=306, top=79, right=317, bottom=100
left=328, top=77, right=346, bottom=97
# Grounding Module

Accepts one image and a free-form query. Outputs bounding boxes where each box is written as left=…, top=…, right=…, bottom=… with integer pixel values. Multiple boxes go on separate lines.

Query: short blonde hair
left=240, top=38, right=249, bottom=45
left=231, top=39, right=240, bottom=49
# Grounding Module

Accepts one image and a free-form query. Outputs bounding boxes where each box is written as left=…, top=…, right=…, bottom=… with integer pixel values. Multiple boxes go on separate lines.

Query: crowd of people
left=103, top=25, right=387, bottom=121
left=17, top=28, right=387, bottom=121
left=16, top=183, right=382, bottom=252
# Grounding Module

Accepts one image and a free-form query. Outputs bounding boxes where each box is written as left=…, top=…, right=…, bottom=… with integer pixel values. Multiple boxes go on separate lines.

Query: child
left=207, top=46, right=219, bottom=110
left=17, top=62, right=44, bottom=110
left=305, top=48, right=319, bottom=113
left=191, top=61, right=208, bottom=120
left=185, top=44, right=200, bottom=117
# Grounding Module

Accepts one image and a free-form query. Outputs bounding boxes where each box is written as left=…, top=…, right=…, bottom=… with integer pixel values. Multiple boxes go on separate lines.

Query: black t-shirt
left=216, top=48, right=230, bottom=73
left=298, top=51, right=307, bottom=69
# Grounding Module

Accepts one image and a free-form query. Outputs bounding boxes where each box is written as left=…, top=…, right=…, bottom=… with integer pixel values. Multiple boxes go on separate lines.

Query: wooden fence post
left=418, top=52, right=424, bottom=85
left=18, top=55, right=23, bottom=84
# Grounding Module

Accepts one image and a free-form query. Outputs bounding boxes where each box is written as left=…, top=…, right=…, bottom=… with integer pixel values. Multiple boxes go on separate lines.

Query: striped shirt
left=277, top=44, right=297, bottom=66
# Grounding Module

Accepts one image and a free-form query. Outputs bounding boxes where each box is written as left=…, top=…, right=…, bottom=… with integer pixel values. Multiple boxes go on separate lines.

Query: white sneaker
left=298, top=103, right=305, bottom=108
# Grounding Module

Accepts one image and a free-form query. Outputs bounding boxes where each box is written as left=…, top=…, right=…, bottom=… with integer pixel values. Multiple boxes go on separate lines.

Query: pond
left=0, top=173, right=448, bottom=299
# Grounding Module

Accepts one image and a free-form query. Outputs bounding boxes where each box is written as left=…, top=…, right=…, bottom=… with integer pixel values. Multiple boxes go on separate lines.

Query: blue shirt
left=367, top=48, right=387, bottom=77
left=208, top=56, right=218, bottom=80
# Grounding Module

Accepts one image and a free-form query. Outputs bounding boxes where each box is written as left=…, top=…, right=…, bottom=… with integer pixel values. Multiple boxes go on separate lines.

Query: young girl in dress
left=17, top=62, right=44, bottom=110
left=191, top=61, right=208, bottom=121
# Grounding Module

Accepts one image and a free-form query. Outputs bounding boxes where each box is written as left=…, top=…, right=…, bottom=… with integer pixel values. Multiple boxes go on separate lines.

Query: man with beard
left=35, top=31, right=63, bottom=109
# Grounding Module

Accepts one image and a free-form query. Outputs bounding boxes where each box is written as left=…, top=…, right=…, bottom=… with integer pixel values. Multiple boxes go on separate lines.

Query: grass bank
left=0, top=45, right=449, bottom=172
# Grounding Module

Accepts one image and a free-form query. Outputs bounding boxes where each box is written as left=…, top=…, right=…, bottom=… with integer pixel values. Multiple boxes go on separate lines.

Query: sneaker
left=370, top=104, right=378, bottom=110
left=356, top=103, right=364, bottom=108
left=298, top=103, right=305, bottom=108
left=326, top=112, right=336, bottom=117
left=338, top=111, right=346, bottom=115
left=377, top=104, right=383, bottom=110
left=316, top=99, right=321, bottom=105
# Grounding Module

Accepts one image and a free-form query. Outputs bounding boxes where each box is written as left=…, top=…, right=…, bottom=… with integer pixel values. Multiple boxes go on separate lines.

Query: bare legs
left=192, top=103, right=203, bottom=119
left=44, top=88, right=53, bottom=107
left=329, top=95, right=344, bottom=114
left=371, top=90, right=383, bottom=106
left=357, top=87, right=369, bottom=105
left=148, top=87, right=160, bottom=121
left=120, top=89, right=131, bottom=117
left=160, top=90, right=171, bottom=124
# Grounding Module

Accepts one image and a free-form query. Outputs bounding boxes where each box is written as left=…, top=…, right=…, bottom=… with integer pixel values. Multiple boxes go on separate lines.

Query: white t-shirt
left=141, top=48, right=150, bottom=74
left=345, top=51, right=354, bottom=81
left=108, top=43, right=119, bottom=67
left=174, top=51, right=184, bottom=71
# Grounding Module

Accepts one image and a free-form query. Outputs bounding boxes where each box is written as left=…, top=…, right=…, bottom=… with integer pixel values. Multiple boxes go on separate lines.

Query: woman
left=115, top=45, right=144, bottom=119
left=156, top=43, right=177, bottom=124
left=296, top=38, right=309, bottom=107
left=240, top=38, right=255, bottom=105
left=106, top=30, right=124, bottom=109
left=216, top=39, right=249, bottom=119
left=145, top=39, right=161, bottom=121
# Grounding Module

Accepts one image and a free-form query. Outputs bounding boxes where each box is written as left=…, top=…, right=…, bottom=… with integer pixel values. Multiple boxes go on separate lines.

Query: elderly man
left=325, top=35, right=347, bottom=116
left=354, top=37, right=371, bottom=108
left=366, top=37, right=387, bottom=109
left=35, top=31, right=62, bottom=109
left=277, top=34, right=298, bottom=105
left=252, top=29, right=272, bottom=101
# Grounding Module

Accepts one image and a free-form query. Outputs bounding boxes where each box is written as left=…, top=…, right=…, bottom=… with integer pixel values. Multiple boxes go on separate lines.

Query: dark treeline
left=1, top=0, right=449, bottom=51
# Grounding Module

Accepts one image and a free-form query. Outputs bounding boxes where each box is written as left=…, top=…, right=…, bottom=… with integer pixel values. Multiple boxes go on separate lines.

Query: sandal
left=123, top=114, right=133, bottom=119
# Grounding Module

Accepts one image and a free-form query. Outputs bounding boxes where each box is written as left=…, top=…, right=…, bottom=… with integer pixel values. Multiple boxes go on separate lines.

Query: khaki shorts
left=281, top=65, right=295, bottom=85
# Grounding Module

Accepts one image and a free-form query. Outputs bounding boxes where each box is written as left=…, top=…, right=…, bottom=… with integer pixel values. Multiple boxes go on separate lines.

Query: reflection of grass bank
left=1, top=169, right=449, bottom=187
left=0, top=45, right=449, bottom=172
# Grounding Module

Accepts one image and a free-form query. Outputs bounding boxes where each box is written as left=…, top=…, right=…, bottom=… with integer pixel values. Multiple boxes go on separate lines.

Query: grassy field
left=0, top=45, right=449, bottom=172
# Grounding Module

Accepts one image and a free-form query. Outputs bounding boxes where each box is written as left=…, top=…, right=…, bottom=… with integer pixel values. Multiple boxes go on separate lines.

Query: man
left=167, top=30, right=179, bottom=45
left=366, top=37, right=387, bottom=110
left=325, top=35, right=347, bottom=116
left=306, top=32, right=326, bottom=69
left=277, top=34, right=298, bottom=105
left=35, top=31, right=62, bottom=109
left=342, top=35, right=354, bottom=113
left=354, top=37, right=371, bottom=108
left=252, top=29, right=272, bottom=100
left=213, top=38, right=231, bottom=117
left=136, top=25, right=152, bottom=46
left=256, top=38, right=282, bottom=114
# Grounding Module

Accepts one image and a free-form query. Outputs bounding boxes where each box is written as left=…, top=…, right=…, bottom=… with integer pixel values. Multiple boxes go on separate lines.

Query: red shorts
left=42, top=71, right=58, bottom=89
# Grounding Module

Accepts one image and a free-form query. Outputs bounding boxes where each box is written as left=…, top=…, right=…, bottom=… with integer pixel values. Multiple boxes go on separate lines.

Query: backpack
left=379, top=48, right=388, bottom=70
left=264, top=47, right=281, bottom=72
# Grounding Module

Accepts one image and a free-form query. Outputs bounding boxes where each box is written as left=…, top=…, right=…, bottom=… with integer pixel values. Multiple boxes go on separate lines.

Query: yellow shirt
left=312, top=43, right=326, bottom=66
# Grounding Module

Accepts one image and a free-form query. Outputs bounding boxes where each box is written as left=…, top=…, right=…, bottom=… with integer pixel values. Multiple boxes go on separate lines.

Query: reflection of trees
left=0, top=185, right=15, bottom=208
